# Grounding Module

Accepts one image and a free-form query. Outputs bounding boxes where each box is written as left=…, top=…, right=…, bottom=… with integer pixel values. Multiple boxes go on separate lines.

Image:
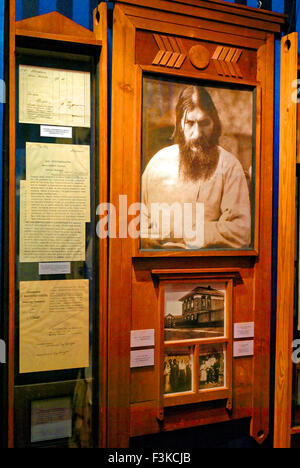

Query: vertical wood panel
left=274, top=32, right=298, bottom=449
left=250, top=33, right=274, bottom=445
left=108, top=4, right=136, bottom=448
left=93, top=1, right=108, bottom=448
left=0, top=0, right=5, bottom=448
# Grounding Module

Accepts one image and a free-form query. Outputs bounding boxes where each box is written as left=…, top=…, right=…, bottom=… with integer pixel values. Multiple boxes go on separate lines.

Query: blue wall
left=0, top=0, right=4, bottom=343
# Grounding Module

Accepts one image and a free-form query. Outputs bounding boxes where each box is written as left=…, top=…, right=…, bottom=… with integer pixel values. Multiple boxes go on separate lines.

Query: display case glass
left=6, top=4, right=108, bottom=448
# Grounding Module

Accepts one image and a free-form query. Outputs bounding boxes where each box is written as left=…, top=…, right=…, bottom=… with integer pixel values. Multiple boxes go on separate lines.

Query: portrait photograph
left=140, top=74, right=255, bottom=251
left=199, top=346, right=225, bottom=391
left=164, top=347, right=193, bottom=395
left=164, top=282, right=226, bottom=342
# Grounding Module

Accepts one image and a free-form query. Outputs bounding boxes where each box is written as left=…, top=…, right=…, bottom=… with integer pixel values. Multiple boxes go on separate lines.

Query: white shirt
left=141, top=144, right=251, bottom=249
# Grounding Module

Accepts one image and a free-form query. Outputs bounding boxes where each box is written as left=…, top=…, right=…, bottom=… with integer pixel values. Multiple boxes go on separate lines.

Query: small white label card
left=233, top=340, right=254, bottom=358
left=234, top=322, right=254, bottom=339
left=130, top=329, right=155, bottom=348
left=40, top=125, right=72, bottom=139
left=130, top=349, right=154, bottom=368
left=39, top=262, right=71, bottom=275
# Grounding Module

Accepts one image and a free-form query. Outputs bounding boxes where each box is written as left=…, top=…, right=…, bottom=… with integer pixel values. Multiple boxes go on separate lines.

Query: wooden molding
left=16, top=11, right=101, bottom=46
left=114, top=0, right=286, bottom=33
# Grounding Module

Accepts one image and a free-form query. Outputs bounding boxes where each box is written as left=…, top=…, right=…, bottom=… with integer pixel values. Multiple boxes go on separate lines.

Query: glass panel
left=14, top=49, right=98, bottom=448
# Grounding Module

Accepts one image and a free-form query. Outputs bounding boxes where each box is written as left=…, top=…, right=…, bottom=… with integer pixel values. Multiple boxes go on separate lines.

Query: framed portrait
left=140, top=75, right=257, bottom=252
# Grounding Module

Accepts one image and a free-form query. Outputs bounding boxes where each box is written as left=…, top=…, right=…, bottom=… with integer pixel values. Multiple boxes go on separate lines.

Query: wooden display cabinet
left=6, top=2, right=108, bottom=448
left=109, top=0, right=285, bottom=448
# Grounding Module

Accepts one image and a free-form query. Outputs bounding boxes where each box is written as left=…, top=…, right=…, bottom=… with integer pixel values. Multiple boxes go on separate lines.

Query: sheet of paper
left=39, top=263, right=71, bottom=275
left=25, top=179, right=89, bottom=223
left=20, top=279, right=89, bottom=373
left=233, top=340, right=254, bottom=358
left=130, top=349, right=155, bottom=368
left=130, top=329, right=155, bottom=348
left=31, top=397, right=72, bottom=443
left=19, top=65, right=90, bottom=127
left=26, top=142, right=90, bottom=221
left=40, top=125, right=72, bottom=139
left=234, top=322, right=254, bottom=339
left=20, top=181, right=85, bottom=262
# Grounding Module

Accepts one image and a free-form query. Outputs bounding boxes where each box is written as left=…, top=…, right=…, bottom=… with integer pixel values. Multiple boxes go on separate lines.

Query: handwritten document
left=26, top=142, right=90, bottom=222
left=20, top=181, right=85, bottom=262
left=20, top=279, right=89, bottom=373
left=19, top=65, right=91, bottom=127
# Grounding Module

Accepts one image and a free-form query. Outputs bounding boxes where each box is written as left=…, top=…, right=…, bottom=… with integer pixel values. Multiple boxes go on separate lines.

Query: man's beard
left=178, top=131, right=219, bottom=182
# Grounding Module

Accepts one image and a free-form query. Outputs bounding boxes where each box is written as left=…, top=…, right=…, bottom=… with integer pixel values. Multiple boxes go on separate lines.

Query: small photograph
left=164, top=282, right=226, bottom=341
left=164, top=348, right=193, bottom=395
left=199, top=347, right=225, bottom=390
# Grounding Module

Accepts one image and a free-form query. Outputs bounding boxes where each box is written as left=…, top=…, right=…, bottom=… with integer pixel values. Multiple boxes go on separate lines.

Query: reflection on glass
left=14, top=51, right=97, bottom=448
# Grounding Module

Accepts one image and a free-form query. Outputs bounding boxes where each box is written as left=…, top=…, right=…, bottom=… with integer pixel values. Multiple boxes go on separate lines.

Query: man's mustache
left=188, top=136, right=210, bottom=152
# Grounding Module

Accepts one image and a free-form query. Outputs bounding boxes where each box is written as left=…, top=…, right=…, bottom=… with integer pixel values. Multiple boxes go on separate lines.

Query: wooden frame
left=7, top=3, right=108, bottom=448
left=156, top=272, right=234, bottom=412
left=109, top=0, right=285, bottom=448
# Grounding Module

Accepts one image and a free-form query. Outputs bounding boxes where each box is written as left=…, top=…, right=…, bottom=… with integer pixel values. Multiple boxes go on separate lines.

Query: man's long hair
left=173, top=85, right=222, bottom=147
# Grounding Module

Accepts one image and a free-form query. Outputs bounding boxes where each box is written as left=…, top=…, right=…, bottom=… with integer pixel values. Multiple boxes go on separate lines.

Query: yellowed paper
left=20, top=181, right=85, bottom=262
left=26, top=142, right=90, bottom=221
left=25, top=179, right=88, bottom=223
left=20, top=279, right=89, bottom=373
left=19, top=65, right=90, bottom=127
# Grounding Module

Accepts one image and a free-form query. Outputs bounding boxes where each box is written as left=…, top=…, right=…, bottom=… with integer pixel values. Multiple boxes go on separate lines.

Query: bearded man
left=141, top=85, right=251, bottom=250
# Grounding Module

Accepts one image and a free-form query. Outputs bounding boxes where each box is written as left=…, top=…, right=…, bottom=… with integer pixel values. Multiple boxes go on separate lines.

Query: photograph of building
left=164, top=284, right=225, bottom=341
